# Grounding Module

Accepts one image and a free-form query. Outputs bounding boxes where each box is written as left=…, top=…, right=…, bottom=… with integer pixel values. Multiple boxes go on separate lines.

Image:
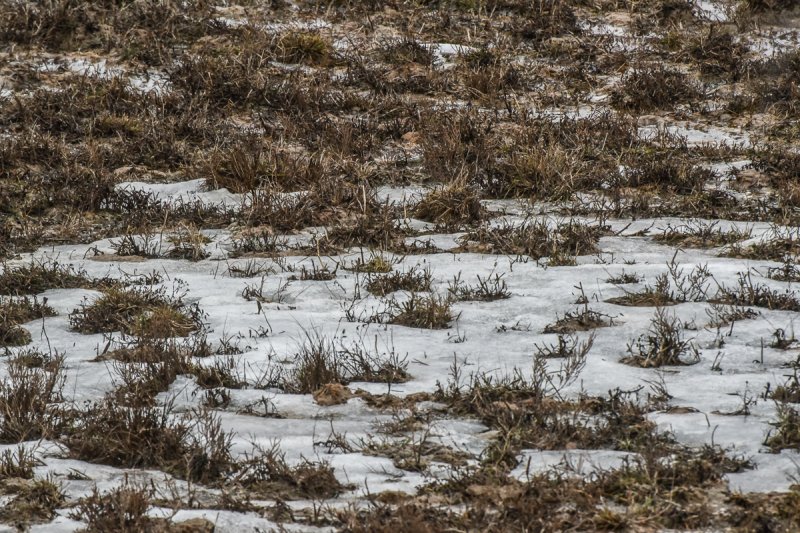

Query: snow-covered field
left=2, top=0, right=800, bottom=530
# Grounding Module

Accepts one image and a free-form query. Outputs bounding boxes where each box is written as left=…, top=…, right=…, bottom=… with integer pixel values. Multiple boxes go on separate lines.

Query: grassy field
left=2, top=0, right=800, bottom=530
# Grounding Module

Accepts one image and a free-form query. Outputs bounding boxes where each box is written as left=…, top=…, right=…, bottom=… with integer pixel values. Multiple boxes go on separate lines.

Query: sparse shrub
left=289, top=262, right=337, bottom=281
left=105, top=337, right=246, bottom=404
left=746, top=50, right=800, bottom=114
left=274, top=31, right=331, bottom=65
left=324, top=204, right=408, bottom=251
left=346, top=254, right=394, bottom=273
left=608, top=263, right=711, bottom=306
left=226, top=259, right=275, bottom=278
left=165, top=224, right=211, bottom=261
left=280, top=330, right=410, bottom=393
left=241, top=276, right=291, bottom=304
left=508, top=0, right=579, bottom=42
left=70, top=485, right=170, bottom=532
left=544, top=305, right=614, bottom=333
left=286, top=332, right=347, bottom=393
left=456, top=46, right=523, bottom=98
left=380, top=36, right=436, bottom=66
left=622, top=149, right=716, bottom=194
left=724, top=225, right=800, bottom=262
left=358, top=422, right=470, bottom=472
left=772, top=354, right=800, bottom=403
left=0, top=446, right=37, bottom=480
left=435, top=349, right=672, bottom=468
left=765, top=402, right=800, bottom=452
left=606, top=271, right=642, bottom=284
left=201, top=140, right=325, bottom=193
left=622, top=308, right=700, bottom=367
left=705, top=304, right=759, bottom=328
left=420, top=109, right=496, bottom=188
left=684, top=27, right=746, bottom=77
left=231, top=227, right=290, bottom=257
left=486, top=143, right=597, bottom=200
left=338, top=337, right=410, bottom=384
left=768, top=259, right=800, bottom=282
left=110, top=230, right=162, bottom=258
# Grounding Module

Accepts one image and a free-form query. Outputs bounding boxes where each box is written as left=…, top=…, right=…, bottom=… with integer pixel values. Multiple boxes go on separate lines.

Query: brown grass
left=69, top=286, right=203, bottom=338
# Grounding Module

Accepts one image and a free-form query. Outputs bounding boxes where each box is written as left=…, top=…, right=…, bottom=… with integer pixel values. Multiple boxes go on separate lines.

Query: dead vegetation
left=413, top=183, right=485, bottom=227
left=0, top=476, right=64, bottom=528
left=1, top=0, right=798, bottom=528
left=713, top=271, right=800, bottom=312
left=65, top=401, right=234, bottom=483
left=0, top=296, right=56, bottom=346
left=459, top=218, right=603, bottom=261
left=386, top=294, right=456, bottom=329
left=232, top=441, right=351, bottom=500
left=278, top=331, right=410, bottom=394
left=622, top=308, right=700, bottom=367
left=69, top=285, right=204, bottom=338
left=654, top=221, right=751, bottom=248
left=611, top=66, right=702, bottom=112
left=543, top=304, right=615, bottom=334
left=70, top=484, right=213, bottom=532
left=0, top=351, right=65, bottom=443
left=608, top=261, right=711, bottom=307
left=0, top=259, right=113, bottom=295
left=366, top=266, right=433, bottom=296
left=447, top=273, right=510, bottom=302
left=724, top=226, right=800, bottom=262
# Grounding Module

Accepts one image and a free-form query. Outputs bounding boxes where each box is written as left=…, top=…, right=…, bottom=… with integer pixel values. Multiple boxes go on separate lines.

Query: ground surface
left=2, top=0, right=800, bottom=531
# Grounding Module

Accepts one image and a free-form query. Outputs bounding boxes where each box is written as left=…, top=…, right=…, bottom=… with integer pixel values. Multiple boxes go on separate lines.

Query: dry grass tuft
left=0, top=296, right=56, bottom=346
left=279, top=330, right=410, bottom=393
left=366, top=266, right=433, bottom=296
left=0, top=351, right=64, bottom=443
left=0, top=259, right=111, bottom=296
left=654, top=221, right=751, bottom=248
left=0, top=476, right=64, bottom=527
left=460, top=218, right=602, bottom=261
left=69, top=286, right=203, bottom=338
left=611, top=66, right=701, bottom=112
left=233, top=441, right=351, bottom=500
left=413, top=184, right=484, bottom=227
left=622, top=308, right=700, bottom=367
left=713, top=271, right=800, bottom=311
left=65, top=402, right=233, bottom=484
left=387, top=294, right=456, bottom=329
